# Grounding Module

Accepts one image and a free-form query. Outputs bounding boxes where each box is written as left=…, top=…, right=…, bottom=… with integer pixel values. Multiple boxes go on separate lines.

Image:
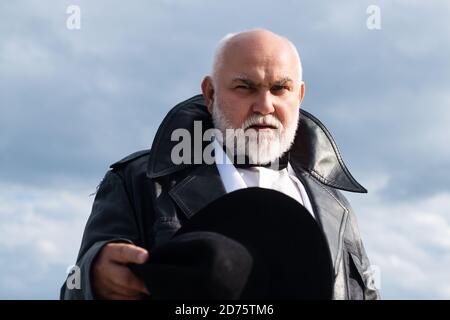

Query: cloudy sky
left=1, top=0, right=449, bottom=299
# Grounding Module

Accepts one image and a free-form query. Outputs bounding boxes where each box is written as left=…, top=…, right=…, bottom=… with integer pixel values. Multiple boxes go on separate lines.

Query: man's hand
left=92, top=242, right=150, bottom=300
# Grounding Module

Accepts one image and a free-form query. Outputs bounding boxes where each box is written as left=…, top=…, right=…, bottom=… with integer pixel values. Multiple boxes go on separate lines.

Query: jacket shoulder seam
left=110, top=149, right=150, bottom=169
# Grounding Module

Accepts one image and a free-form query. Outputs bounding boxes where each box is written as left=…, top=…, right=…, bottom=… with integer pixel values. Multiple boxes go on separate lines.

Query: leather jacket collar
left=146, top=94, right=366, bottom=194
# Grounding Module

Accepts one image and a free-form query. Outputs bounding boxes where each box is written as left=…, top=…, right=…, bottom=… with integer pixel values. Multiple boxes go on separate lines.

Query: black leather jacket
left=61, top=95, right=380, bottom=300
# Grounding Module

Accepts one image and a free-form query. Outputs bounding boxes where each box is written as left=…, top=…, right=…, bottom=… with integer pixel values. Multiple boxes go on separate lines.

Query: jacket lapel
left=168, top=164, right=227, bottom=219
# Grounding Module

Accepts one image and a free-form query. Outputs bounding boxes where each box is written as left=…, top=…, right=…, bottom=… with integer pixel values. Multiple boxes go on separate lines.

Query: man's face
left=214, top=49, right=302, bottom=133
left=204, top=33, right=304, bottom=164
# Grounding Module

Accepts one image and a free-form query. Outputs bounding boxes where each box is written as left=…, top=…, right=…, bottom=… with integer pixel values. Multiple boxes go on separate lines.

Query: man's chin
left=246, top=143, right=285, bottom=165
left=244, top=128, right=279, bottom=139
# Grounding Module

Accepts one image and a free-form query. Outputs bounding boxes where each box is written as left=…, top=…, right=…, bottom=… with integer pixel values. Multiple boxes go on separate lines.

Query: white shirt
left=213, top=140, right=315, bottom=218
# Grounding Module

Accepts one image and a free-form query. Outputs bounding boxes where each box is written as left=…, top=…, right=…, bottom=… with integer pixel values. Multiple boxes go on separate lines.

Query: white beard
left=211, top=98, right=299, bottom=165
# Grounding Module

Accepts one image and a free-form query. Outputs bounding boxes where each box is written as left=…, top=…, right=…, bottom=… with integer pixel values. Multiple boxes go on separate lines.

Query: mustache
left=241, top=114, right=282, bottom=130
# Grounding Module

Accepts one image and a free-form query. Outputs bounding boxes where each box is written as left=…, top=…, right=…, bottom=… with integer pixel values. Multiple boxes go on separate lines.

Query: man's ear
left=299, top=81, right=305, bottom=105
left=201, top=76, right=215, bottom=114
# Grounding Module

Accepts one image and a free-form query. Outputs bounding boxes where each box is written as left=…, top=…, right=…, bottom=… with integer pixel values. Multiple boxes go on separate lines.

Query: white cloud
left=347, top=175, right=450, bottom=299
left=0, top=183, right=92, bottom=299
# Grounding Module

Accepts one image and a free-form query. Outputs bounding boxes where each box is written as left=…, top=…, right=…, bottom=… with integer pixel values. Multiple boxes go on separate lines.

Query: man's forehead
left=220, top=48, right=300, bottom=82
left=230, top=73, right=295, bottom=85
left=224, top=47, right=295, bottom=68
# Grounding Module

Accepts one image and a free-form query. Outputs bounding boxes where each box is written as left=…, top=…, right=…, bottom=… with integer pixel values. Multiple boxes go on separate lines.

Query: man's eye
left=236, top=85, right=250, bottom=90
left=272, top=85, right=288, bottom=92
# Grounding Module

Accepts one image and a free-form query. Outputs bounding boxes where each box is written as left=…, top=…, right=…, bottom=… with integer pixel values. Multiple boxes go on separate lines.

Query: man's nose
left=252, top=91, right=275, bottom=115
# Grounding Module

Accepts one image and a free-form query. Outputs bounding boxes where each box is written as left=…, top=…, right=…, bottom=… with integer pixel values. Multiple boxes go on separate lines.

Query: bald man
left=61, top=29, right=379, bottom=300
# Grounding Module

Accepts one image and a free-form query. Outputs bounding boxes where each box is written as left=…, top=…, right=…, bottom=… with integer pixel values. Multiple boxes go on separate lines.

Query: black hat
left=130, top=187, right=333, bottom=300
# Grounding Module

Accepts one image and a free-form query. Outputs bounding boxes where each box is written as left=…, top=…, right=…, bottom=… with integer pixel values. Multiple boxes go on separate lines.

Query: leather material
left=61, top=95, right=379, bottom=300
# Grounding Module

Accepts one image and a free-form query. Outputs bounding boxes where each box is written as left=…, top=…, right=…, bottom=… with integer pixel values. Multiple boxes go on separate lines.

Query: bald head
left=211, top=29, right=302, bottom=86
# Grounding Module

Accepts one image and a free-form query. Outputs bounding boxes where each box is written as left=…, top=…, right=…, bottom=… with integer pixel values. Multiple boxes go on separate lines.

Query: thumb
left=108, top=243, right=149, bottom=265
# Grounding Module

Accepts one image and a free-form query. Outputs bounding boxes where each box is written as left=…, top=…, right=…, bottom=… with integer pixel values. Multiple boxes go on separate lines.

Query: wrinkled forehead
left=219, top=39, right=300, bottom=83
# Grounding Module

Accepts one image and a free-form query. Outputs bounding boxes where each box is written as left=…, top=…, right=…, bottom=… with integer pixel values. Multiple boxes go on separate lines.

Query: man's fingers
left=106, top=243, right=149, bottom=264
left=107, top=263, right=151, bottom=296
left=93, top=243, right=150, bottom=299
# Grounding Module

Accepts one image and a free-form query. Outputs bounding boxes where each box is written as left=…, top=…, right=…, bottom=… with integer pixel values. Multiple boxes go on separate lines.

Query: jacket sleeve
left=60, top=170, right=141, bottom=300
left=344, top=203, right=381, bottom=300
left=358, top=237, right=380, bottom=300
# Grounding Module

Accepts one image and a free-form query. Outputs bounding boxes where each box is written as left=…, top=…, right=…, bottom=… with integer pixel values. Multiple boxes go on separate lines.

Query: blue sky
left=1, top=0, right=449, bottom=299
